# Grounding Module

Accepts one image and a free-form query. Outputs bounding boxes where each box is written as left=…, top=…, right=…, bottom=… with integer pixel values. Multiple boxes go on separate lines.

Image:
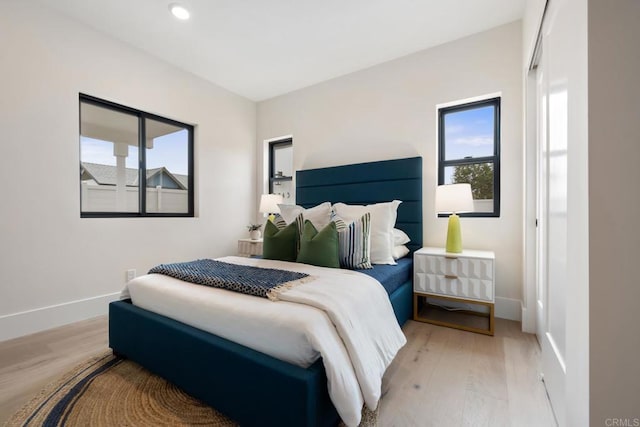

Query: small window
left=268, top=138, right=293, bottom=203
left=438, top=97, right=500, bottom=217
left=80, top=94, right=194, bottom=217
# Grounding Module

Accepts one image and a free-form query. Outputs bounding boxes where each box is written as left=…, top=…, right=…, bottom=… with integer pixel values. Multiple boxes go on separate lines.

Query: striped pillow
left=332, top=212, right=372, bottom=270
left=272, top=214, right=288, bottom=229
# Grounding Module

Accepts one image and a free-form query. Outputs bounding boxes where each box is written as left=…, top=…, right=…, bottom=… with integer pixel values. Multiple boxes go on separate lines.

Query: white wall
left=0, top=1, right=256, bottom=341
left=257, top=22, right=523, bottom=319
left=588, top=0, right=640, bottom=423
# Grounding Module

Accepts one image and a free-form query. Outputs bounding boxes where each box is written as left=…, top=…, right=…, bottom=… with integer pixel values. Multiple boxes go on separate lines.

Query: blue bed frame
left=109, top=156, right=422, bottom=427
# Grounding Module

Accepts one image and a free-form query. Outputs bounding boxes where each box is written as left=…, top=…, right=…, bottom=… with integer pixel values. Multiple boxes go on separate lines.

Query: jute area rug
left=6, top=351, right=378, bottom=426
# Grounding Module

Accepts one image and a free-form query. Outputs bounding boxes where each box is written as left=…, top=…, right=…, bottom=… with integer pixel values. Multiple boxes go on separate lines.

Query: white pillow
left=278, top=202, right=332, bottom=231
left=392, top=245, right=410, bottom=260
left=332, top=200, right=402, bottom=265
left=393, top=228, right=411, bottom=246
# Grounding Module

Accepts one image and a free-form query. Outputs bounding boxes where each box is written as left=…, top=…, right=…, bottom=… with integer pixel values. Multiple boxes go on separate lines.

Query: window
left=438, top=97, right=500, bottom=217
left=79, top=94, right=194, bottom=217
left=268, top=138, right=293, bottom=203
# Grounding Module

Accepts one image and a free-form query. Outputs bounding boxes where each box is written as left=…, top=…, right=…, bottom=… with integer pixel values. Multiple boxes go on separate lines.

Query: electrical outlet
left=126, top=269, right=136, bottom=281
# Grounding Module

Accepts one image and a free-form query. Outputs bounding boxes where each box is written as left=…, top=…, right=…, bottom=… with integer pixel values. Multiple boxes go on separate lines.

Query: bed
left=109, top=156, right=423, bottom=427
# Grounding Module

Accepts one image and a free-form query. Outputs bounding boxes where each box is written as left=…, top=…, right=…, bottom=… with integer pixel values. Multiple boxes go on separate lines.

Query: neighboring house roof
left=173, top=173, right=189, bottom=189
left=81, top=162, right=187, bottom=190
left=81, top=162, right=139, bottom=186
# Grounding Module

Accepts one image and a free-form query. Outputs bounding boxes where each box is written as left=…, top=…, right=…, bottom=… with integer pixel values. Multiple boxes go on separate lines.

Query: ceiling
left=37, top=0, right=525, bottom=101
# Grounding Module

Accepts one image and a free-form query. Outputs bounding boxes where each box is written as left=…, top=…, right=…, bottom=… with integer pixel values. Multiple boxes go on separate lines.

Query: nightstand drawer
left=238, top=239, right=263, bottom=257
left=414, top=273, right=493, bottom=302
left=413, top=249, right=495, bottom=303
left=414, top=254, right=493, bottom=280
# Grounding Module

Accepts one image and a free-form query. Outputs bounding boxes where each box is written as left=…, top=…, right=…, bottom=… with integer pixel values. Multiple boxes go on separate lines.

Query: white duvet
left=122, top=256, right=406, bottom=427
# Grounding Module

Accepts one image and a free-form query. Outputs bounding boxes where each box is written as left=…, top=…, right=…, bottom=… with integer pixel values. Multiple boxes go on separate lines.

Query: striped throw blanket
left=148, top=259, right=312, bottom=300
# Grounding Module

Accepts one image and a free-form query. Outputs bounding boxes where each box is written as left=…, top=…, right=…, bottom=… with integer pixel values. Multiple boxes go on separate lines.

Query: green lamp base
left=446, top=213, right=463, bottom=253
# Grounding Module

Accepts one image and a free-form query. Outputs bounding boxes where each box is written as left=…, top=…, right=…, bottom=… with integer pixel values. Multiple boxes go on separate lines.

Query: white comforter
left=123, top=256, right=406, bottom=427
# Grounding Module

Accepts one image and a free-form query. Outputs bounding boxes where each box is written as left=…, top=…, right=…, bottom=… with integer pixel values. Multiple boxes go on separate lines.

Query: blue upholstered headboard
left=296, top=157, right=423, bottom=253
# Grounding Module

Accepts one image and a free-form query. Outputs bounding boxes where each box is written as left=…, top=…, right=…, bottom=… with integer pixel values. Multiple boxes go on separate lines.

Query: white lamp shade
left=259, top=194, right=283, bottom=214
left=435, top=183, right=474, bottom=214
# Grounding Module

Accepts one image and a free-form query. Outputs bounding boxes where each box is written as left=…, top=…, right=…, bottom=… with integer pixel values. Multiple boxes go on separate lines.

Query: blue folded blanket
left=148, top=259, right=310, bottom=300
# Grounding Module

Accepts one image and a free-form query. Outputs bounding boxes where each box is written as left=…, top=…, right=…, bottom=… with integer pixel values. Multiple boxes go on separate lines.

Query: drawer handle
left=445, top=274, right=458, bottom=279
left=445, top=255, right=458, bottom=259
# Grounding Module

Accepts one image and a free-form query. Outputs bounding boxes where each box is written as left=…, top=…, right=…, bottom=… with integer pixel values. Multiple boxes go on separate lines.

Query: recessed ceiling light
left=169, top=3, right=190, bottom=20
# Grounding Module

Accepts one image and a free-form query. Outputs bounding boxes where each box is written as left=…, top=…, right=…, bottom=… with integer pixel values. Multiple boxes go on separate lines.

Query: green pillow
left=296, top=220, right=340, bottom=268
left=263, top=218, right=299, bottom=262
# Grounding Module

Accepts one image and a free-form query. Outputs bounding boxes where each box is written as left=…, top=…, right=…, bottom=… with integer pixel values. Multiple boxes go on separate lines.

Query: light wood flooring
left=0, top=316, right=556, bottom=426
left=379, top=320, right=556, bottom=426
left=0, top=316, right=109, bottom=423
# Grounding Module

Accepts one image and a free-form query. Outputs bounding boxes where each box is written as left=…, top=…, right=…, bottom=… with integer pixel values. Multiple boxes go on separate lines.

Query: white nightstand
left=238, top=238, right=263, bottom=257
left=413, top=247, right=495, bottom=335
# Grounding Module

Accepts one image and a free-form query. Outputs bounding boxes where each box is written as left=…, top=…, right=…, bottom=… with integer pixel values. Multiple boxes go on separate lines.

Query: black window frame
left=79, top=93, right=194, bottom=218
left=438, top=97, right=501, bottom=218
left=268, top=138, right=293, bottom=194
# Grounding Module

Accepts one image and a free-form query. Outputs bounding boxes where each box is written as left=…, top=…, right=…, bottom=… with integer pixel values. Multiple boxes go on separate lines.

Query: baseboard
left=521, top=305, right=536, bottom=333
left=495, top=297, right=522, bottom=321
left=0, top=292, right=120, bottom=342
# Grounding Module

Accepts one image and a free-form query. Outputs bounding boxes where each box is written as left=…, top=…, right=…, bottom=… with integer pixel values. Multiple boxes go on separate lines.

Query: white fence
left=473, top=199, right=494, bottom=213
left=81, top=183, right=188, bottom=213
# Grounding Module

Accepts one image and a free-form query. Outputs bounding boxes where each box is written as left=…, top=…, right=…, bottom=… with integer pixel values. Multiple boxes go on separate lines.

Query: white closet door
left=536, top=5, right=568, bottom=424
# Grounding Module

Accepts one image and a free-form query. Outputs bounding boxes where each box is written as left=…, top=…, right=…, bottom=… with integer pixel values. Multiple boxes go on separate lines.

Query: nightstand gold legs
left=413, top=293, right=495, bottom=336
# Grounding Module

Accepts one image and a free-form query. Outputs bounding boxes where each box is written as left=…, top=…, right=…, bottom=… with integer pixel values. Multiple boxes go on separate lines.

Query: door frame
left=522, top=0, right=549, bottom=335
left=527, top=5, right=567, bottom=425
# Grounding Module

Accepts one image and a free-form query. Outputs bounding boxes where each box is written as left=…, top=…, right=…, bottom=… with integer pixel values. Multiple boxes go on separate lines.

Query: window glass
left=80, top=102, right=139, bottom=212
left=443, top=105, right=495, bottom=160
left=273, top=144, right=293, bottom=178
left=145, top=118, right=189, bottom=213
left=79, top=95, right=193, bottom=217
left=269, top=139, right=294, bottom=203
left=443, top=163, right=494, bottom=213
left=439, top=97, right=500, bottom=217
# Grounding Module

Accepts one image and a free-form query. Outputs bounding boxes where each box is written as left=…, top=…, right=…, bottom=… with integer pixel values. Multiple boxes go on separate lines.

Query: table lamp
left=259, top=194, right=283, bottom=222
left=435, top=183, right=474, bottom=253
